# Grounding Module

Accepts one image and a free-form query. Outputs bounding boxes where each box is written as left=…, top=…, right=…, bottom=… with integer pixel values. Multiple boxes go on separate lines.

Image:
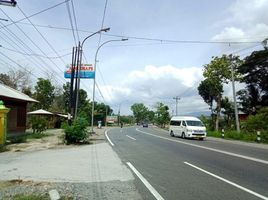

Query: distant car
left=142, top=122, right=148, bottom=128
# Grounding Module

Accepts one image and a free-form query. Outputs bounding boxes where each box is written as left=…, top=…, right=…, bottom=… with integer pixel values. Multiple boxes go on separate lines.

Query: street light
left=91, top=38, right=128, bottom=133
left=74, top=27, right=110, bottom=119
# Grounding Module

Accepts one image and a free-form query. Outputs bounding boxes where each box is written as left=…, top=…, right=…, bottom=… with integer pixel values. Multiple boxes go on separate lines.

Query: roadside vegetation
left=62, top=117, right=89, bottom=144
left=129, top=48, right=268, bottom=144
left=197, top=48, right=268, bottom=144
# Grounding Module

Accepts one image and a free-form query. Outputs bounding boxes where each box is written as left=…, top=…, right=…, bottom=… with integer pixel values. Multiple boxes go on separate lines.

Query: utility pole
left=231, top=63, right=240, bottom=133
left=173, top=96, right=180, bottom=116
left=69, top=47, right=77, bottom=118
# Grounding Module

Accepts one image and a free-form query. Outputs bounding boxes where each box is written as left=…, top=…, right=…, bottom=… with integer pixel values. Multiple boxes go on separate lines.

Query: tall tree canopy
left=33, top=78, right=55, bottom=110
left=131, top=103, right=149, bottom=123
left=154, top=102, right=170, bottom=127
left=237, top=48, right=268, bottom=112
left=198, top=54, right=242, bottom=131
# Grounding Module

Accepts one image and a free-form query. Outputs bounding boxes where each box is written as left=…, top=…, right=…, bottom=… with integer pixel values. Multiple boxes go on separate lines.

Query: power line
left=17, top=5, right=67, bottom=65
left=1, top=45, right=71, bottom=59
left=0, top=0, right=69, bottom=30
left=65, top=0, right=77, bottom=46
left=70, top=0, right=80, bottom=42
left=0, top=25, right=65, bottom=85
left=14, top=6, right=95, bottom=91
left=13, top=21, right=263, bottom=45
left=0, top=9, right=66, bottom=85
left=0, top=51, right=42, bottom=80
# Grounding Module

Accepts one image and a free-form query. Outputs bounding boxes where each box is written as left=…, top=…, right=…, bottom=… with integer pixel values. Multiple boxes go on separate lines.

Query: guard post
left=0, top=100, right=10, bottom=146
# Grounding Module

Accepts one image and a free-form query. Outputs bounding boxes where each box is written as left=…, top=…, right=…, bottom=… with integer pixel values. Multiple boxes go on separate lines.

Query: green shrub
left=241, top=107, right=268, bottom=143
left=0, top=145, right=9, bottom=152
left=8, top=136, right=27, bottom=144
left=30, top=116, right=48, bottom=134
left=63, top=117, right=89, bottom=144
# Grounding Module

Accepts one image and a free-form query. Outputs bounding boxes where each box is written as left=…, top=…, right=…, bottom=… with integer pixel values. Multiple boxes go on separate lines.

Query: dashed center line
left=126, top=135, right=136, bottom=141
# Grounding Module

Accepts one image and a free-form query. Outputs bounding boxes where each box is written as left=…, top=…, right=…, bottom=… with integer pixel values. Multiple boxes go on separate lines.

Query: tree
left=237, top=48, right=268, bottom=111
left=198, top=54, right=242, bottom=131
left=221, top=97, right=235, bottom=128
left=198, top=78, right=222, bottom=110
left=33, top=78, right=55, bottom=110
left=95, top=102, right=113, bottom=125
left=130, top=103, right=149, bottom=123
left=154, top=102, right=170, bottom=127
left=0, top=73, right=16, bottom=89
left=63, top=82, right=71, bottom=112
left=0, top=68, right=32, bottom=91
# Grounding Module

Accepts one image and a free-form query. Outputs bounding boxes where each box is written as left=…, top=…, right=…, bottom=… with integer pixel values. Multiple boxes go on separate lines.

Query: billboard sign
left=64, top=64, right=95, bottom=79
left=106, top=116, right=118, bottom=124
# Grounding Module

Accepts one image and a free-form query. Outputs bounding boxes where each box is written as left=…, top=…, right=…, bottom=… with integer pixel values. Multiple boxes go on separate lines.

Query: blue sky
left=0, top=0, right=267, bottom=115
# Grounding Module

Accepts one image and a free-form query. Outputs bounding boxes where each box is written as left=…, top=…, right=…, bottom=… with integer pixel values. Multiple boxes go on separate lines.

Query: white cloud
left=212, top=0, right=268, bottom=43
left=212, top=27, right=246, bottom=41
left=97, top=64, right=210, bottom=115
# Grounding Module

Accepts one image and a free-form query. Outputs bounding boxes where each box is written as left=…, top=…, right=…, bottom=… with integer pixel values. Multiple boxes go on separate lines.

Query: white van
left=169, top=116, right=206, bottom=140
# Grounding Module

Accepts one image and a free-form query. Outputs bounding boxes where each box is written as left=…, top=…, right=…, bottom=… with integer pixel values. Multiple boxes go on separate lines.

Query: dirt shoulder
left=5, top=127, right=113, bottom=152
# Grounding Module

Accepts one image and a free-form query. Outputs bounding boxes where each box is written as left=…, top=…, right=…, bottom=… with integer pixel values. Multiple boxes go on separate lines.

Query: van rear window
left=186, top=120, right=204, bottom=127
left=170, top=120, right=181, bottom=126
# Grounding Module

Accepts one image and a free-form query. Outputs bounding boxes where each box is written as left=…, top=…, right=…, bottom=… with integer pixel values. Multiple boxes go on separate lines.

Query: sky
left=0, top=0, right=267, bottom=115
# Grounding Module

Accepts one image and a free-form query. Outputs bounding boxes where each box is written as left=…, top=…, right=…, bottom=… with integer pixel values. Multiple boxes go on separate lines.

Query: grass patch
left=9, top=194, right=72, bottom=200
left=207, top=130, right=265, bottom=143
left=0, top=145, right=10, bottom=153
left=7, top=133, right=53, bottom=144
left=6, top=194, right=49, bottom=200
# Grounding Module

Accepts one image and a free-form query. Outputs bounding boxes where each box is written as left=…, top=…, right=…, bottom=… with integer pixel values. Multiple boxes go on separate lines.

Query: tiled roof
left=0, top=83, right=38, bottom=102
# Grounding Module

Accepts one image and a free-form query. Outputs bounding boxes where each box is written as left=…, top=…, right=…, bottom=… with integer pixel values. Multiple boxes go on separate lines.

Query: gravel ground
left=0, top=180, right=142, bottom=200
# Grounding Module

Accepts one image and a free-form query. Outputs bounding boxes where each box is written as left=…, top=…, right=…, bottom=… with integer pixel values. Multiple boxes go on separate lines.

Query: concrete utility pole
left=231, top=63, right=240, bottom=133
left=173, top=96, right=180, bottom=116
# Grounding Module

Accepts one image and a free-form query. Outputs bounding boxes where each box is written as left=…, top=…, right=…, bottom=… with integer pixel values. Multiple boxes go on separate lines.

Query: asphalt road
left=106, top=126, right=268, bottom=200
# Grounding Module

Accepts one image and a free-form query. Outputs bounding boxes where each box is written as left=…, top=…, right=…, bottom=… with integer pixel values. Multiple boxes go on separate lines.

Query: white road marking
left=126, top=135, right=136, bottom=141
left=184, top=162, right=268, bottom=200
left=105, top=130, right=114, bottom=146
left=126, top=162, right=164, bottom=200
left=136, top=128, right=268, bottom=165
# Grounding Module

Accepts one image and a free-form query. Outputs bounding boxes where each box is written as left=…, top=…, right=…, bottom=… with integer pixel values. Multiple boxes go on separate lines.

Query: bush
left=30, top=116, right=47, bottom=134
left=241, top=107, right=268, bottom=143
left=63, top=117, right=89, bottom=144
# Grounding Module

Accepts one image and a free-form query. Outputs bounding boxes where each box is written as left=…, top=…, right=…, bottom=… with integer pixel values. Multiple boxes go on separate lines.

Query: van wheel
left=170, top=131, right=174, bottom=137
left=182, top=132, right=186, bottom=139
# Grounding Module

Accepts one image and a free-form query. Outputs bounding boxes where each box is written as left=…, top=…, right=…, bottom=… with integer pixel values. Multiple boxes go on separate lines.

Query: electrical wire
left=0, top=24, right=65, bottom=86
left=70, top=0, right=80, bottom=42
left=17, top=5, right=67, bottom=66
left=14, top=21, right=263, bottom=45
left=0, top=0, right=70, bottom=30
left=0, top=8, right=66, bottom=82
left=1, top=45, right=72, bottom=59
left=65, top=0, right=77, bottom=46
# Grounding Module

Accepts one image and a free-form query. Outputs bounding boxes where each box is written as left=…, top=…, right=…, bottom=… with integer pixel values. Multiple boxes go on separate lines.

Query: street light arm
left=94, top=39, right=128, bottom=62
left=91, top=38, right=128, bottom=132
left=81, top=27, right=111, bottom=48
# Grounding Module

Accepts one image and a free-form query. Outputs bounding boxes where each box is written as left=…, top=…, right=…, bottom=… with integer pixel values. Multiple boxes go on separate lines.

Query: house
left=0, top=83, right=38, bottom=135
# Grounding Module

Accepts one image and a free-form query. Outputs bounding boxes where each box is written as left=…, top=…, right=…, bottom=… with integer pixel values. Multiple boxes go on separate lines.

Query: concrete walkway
left=0, top=128, right=142, bottom=199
